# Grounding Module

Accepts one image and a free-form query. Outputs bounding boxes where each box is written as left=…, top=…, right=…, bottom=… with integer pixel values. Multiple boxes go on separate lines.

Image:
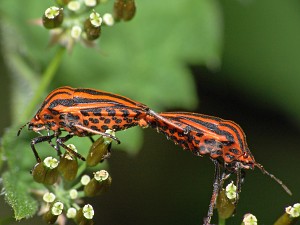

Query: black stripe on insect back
left=219, top=122, right=245, bottom=152
left=177, top=116, right=235, bottom=143
left=74, top=89, right=142, bottom=107
left=48, top=98, right=74, bottom=109
left=37, top=91, right=72, bottom=114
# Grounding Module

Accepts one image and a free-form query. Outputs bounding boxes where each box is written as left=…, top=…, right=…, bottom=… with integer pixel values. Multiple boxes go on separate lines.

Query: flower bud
left=43, top=192, right=56, bottom=203
left=43, top=210, right=58, bottom=224
left=242, top=213, right=257, bottom=225
left=275, top=203, right=300, bottom=225
left=84, top=0, right=99, bottom=7
left=32, top=157, right=59, bottom=185
left=216, top=189, right=235, bottom=220
left=42, top=7, right=64, bottom=29
left=113, top=0, right=136, bottom=21
left=113, top=0, right=124, bottom=21
left=84, top=170, right=112, bottom=197
left=84, top=12, right=102, bottom=40
left=86, top=137, right=110, bottom=167
left=55, top=0, right=71, bottom=6
left=43, top=201, right=64, bottom=224
left=58, top=146, right=78, bottom=181
left=122, top=0, right=136, bottom=21
left=67, top=207, right=77, bottom=219
left=75, top=207, right=94, bottom=225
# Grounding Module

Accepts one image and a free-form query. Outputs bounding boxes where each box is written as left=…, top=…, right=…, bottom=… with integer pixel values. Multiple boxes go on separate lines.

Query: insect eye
left=34, top=115, right=40, bottom=121
left=243, top=152, right=248, bottom=158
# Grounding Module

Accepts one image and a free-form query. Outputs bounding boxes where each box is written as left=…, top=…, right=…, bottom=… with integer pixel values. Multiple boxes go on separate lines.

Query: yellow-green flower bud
left=42, top=7, right=64, bottom=29
left=32, top=157, right=59, bottom=185
left=122, top=0, right=136, bottom=21
left=75, top=208, right=94, bottom=225
left=86, top=137, right=110, bottom=167
left=43, top=210, right=58, bottom=224
left=58, top=146, right=78, bottom=181
left=242, top=213, right=257, bottom=225
left=216, top=189, right=235, bottom=220
left=84, top=170, right=112, bottom=197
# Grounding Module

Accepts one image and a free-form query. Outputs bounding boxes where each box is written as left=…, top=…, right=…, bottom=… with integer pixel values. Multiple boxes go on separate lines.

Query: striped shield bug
left=18, top=86, right=159, bottom=162
left=145, top=111, right=292, bottom=224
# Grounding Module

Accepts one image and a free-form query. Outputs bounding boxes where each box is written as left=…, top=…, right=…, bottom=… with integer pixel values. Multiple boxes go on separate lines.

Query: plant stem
left=22, top=47, right=65, bottom=122
left=218, top=218, right=226, bottom=225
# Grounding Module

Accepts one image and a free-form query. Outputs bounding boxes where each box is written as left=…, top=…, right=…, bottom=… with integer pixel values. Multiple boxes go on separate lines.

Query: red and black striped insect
left=146, top=111, right=292, bottom=224
left=18, top=86, right=159, bottom=162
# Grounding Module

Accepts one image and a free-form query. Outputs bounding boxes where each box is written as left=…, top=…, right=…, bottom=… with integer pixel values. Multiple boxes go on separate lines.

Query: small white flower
left=104, top=129, right=116, bottom=144
left=70, top=26, right=82, bottom=40
left=81, top=175, right=91, bottom=185
left=90, top=11, right=102, bottom=27
left=43, top=192, right=56, bottom=203
left=83, top=204, right=94, bottom=219
left=69, top=189, right=78, bottom=199
left=225, top=181, right=237, bottom=200
left=51, top=202, right=64, bottom=216
left=66, top=207, right=77, bottom=218
left=68, top=1, right=81, bottom=11
left=44, top=7, right=61, bottom=19
left=243, top=213, right=257, bottom=225
left=103, top=13, right=114, bottom=26
left=84, top=0, right=97, bottom=7
left=286, top=203, right=300, bottom=218
left=44, top=157, right=59, bottom=169
left=94, top=170, right=109, bottom=181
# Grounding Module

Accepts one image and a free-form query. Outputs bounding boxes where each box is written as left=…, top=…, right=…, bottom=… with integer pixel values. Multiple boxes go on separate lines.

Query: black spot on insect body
left=80, top=110, right=90, bottom=117
left=49, top=109, right=59, bottom=115
left=91, top=118, right=99, bottom=124
left=194, top=140, right=200, bottom=145
left=91, top=126, right=100, bottom=131
left=126, top=118, right=133, bottom=123
left=104, top=118, right=111, bottom=124
left=196, top=132, right=204, bottom=137
left=43, top=114, right=53, bottom=120
left=178, top=132, right=184, bottom=137
left=83, top=120, right=89, bottom=126
left=169, top=128, right=176, bottom=134
left=101, top=125, right=109, bottom=131
left=115, top=119, right=122, bottom=124
left=229, top=148, right=239, bottom=155
left=121, top=109, right=130, bottom=117
left=100, top=117, right=105, bottom=120
left=225, top=153, right=235, bottom=161
left=111, top=116, right=117, bottom=120
left=59, top=121, right=66, bottom=127
left=161, top=126, right=168, bottom=131
left=106, top=109, right=116, bottom=117
left=112, top=125, right=120, bottom=130
left=205, top=139, right=216, bottom=146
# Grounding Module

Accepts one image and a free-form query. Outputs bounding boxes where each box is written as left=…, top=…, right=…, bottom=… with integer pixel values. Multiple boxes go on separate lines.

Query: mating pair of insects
left=18, top=86, right=292, bottom=225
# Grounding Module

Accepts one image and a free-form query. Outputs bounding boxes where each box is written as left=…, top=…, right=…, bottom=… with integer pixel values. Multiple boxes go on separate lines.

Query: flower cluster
left=41, top=0, right=136, bottom=50
left=31, top=132, right=114, bottom=225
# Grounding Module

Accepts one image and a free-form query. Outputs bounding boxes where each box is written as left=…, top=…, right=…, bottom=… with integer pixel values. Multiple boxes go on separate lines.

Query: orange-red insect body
left=145, top=111, right=291, bottom=225
left=18, top=86, right=154, bottom=162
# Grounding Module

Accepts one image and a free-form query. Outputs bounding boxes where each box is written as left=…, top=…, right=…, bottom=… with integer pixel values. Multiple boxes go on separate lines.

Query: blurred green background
left=0, top=0, right=300, bottom=224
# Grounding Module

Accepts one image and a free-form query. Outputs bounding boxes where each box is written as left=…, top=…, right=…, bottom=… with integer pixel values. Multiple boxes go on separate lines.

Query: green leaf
left=1, top=126, right=39, bottom=220
left=2, top=171, right=38, bottom=220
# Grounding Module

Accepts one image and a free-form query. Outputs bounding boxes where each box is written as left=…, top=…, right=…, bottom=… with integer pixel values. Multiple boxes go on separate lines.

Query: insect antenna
left=17, top=122, right=30, bottom=136
left=255, top=162, right=292, bottom=195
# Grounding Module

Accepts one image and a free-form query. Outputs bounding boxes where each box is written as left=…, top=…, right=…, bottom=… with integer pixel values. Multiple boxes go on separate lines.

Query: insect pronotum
left=145, top=111, right=292, bottom=224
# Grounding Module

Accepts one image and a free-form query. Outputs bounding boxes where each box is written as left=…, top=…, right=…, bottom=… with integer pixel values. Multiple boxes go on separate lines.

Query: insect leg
left=56, top=134, right=86, bottom=161
left=31, top=134, right=56, bottom=163
left=204, top=159, right=222, bottom=225
left=89, top=136, right=95, bottom=143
